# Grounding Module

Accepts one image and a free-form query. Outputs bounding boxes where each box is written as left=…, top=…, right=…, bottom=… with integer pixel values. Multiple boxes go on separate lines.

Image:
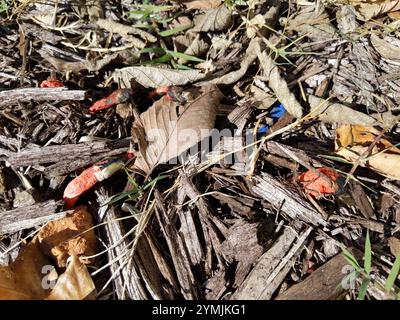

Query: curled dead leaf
left=192, top=5, right=232, bottom=32
left=96, top=19, right=157, bottom=47
left=309, top=95, right=377, bottom=125
left=350, top=0, right=400, bottom=20
left=113, top=66, right=206, bottom=88
left=37, top=205, right=97, bottom=267
left=370, top=34, right=400, bottom=60
left=208, top=37, right=259, bottom=85
left=286, top=5, right=336, bottom=41
left=131, top=85, right=221, bottom=174
left=39, top=45, right=121, bottom=73
left=335, top=125, right=400, bottom=180
left=256, top=42, right=303, bottom=118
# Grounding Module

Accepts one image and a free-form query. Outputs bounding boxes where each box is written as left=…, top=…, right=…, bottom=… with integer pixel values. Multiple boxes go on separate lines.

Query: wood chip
left=252, top=173, right=327, bottom=226
left=276, top=248, right=362, bottom=300
left=0, top=88, right=86, bottom=107
left=0, top=200, right=69, bottom=235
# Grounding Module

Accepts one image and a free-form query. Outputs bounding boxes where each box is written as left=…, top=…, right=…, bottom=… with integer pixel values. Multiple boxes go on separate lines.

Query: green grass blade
left=317, top=154, right=353, bottom=164
left=139, top=47, right=166, bottom=55
left=342, top=248, right=362, bottom=272
left=0, top=0, right=10, bottom=13
left=124, top=169, right=138, bottom=189
left=385, top=255, right=400, bottom=292
left=364, top=230, right=372, bottom=276
left=166, top=50, right=204, bottom=62
left=130, top=4, right=174, bottom=13
left=142, top=174, right=168, bottom=191
left=143, top=54, right=171, bottom=64
left=357, top=278, right=370, bottom=300
left=156, top=11, right=183, bottom=24
left=159, top=24, right=192, bottom=37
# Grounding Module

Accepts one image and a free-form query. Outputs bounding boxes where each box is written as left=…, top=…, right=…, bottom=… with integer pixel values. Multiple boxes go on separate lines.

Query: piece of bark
left=134, top=235, right=176, bottom=299
left=276, top=248, right=362, bottom=300
left=0, top=88, right=86, bottom=107
left=0, top=232, right=22, bottom=266
left=349, top=181, right=375, bottom=219
left=212, top=193, right=257, bottom=219
left=0, top=200, right=69, bottom=235
left=154, top=191, right=201, bottom=299
left=252, top=173, right=327, bottom=226
left=178, top=210, right=205, bottom=266
left=221, top=219, right=270, bottom=288
left=264, top=141, right=324, bottom=168
left=231, top=222, right=311, bottom=299
left=96, top=188, right=148, bottom=300
left=204, top=267, right=229, bottom=300
left=3, top=138, right=129, bottom=167
left=43, top=147, right=128, bottom=177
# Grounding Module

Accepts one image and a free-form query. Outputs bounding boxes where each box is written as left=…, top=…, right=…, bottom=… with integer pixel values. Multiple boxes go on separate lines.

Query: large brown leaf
left=131, top=86, right=221, bottom=174
left=0, top=242, right=95, bottom=300
left=0, top=241, right=51, bottom=299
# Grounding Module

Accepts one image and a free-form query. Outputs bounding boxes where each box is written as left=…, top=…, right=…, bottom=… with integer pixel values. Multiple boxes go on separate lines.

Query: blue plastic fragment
left=256, top=103, right=286, bottom=137
left=269, top=103, right=286, bottom=119
left=257, top=125, right=269, bottom=134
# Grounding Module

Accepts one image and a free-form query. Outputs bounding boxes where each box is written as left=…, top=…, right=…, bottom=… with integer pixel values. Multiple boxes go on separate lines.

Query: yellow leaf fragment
left=335, top=125, right=400, bottom=180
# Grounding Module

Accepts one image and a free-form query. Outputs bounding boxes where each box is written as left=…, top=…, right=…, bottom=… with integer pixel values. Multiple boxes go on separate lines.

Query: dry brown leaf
left=388, top=237, right=400, bottom=256
left=256, top=43, right=303, bottom=118
left=182, top=36, right=209, bottom=64
left=370, top=34, right=400, bottom=60
left=286, top=5, right=336, bottom=41
left=37, top=205, right=97, bottom=267
left=174, top=33, right=209, bottom=64
left=208, top=37, right=259, bottom=85
left=113, top=66, right=206, bottom=88
left=131, top=86, right=221, bottom=174
left=335, top=125, right=400, bottom=180
left=46, top=255, right=96, bottom=300
left=351, top=0, right=400, bottom=20
left=249, top=85, right=277, bottom=109
left=0, top=241, right=95, bottom=300
left=193, top=5, right=232, bottom=32
left=309, top=95, right=377, bottom=125
left=39, top=46, right=121, bottom=73
left=96, top=19, right=157, bottom=45
left=0, top=241, right=52, bottom=299
left=388, top=10, right=400, bottom=18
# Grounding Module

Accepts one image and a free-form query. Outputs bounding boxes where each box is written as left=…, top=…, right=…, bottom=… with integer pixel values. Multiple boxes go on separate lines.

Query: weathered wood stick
left=0, top=88, right=87, bottom=107
left=276, top=248, right=363, bottom=300
left=2, top=138, right=130, bottom=167
left=0, top=200, right=70, bottom=235
left=252, top=173, right=327, bottom=226
left=232, top=222, right=311, bottom=300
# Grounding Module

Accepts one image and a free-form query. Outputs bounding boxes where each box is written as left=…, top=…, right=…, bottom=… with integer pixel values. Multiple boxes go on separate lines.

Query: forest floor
left=1, top=0, right=400, bottom=300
